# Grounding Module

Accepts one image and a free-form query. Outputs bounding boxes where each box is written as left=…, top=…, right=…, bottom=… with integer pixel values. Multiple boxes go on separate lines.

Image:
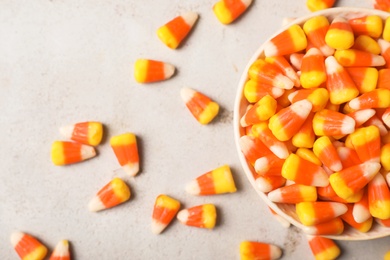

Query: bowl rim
left=233, top=6, right=390, bottom=240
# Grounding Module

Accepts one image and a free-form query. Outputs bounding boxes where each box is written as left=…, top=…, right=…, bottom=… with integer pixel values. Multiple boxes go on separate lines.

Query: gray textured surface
left=1, top=0, right=390, bottom=259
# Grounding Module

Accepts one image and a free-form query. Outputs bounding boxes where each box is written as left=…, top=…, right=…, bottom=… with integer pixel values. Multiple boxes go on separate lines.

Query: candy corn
left=329, top=162, right=381, bottom=200
left=307, top=235, right=340, bottom=260
left=349, top=126, right=381, bottom=163
left=281, top=153, right=329, bottom=187
left=243, top=80, right=285, bottom=103
left=348, top=15, right=383, bottom=38
left=337, top=146, right=362, bottom=169
left=302, top=217, right=344, bottom=235
left=264, top=24, right=307, bottom=57
left=347, top=109, right=376, bottom=127
left=324, top=56, right=359, bottom=105
left=382, top=107, right=390, bottom=128
left=291, top=113, right=316, bottom=148
left=213, top=0, right=252, bottom=25
left=296, top=201, right=347, bottom=226
left=325, top=17, right=354, bottom=50
left=50, top=240, right=70, bottom=260
left=60, top=121, right=103, bottom=146
left=385, top=250, right=390, bottom=260
left=177, top=204, right=217, bottom=229
left=353, top=190, right=371, bottom=223
left=313, top=136, right=342, bottom=172
left=306, top=0, right=336, bottom=12
left=88, top=177, right=131, bottom=212
left=181, top=87, right=219, bottom=125
left=352, top=35, right=381, bottom=54
left=378, top=69, right=390, bottom=90
left=185, top=165, right=236, bottom=195
left=312, top=109, right=355, bottom=136
left=381, top=143, right=390, bottom=171
left=251, top=122, right=289, bottom=159
left=340, top=203, right=373, bottom=232
left=334, top=49, right=385, bottom=67
left=296, top=148, right=322, bottom=165
left=254, top=174, right=286, bottom=193
left=157, top=12, right=198, bottom=49
left=248, top=59, right=294, bottom=90
left=134, top=59, right=175, bottom=83
left=267, top=184, right=317, bottom=204
left=151, top=194, right=180, bottom=234
left=348, top=89, right=390, bottom=110
left=240, top=95, right=277, bottom=127
left=268, top=99, right=312, bottom=141
left=254, top=153, right=285, bottom=176
left=265, top=56, right=300, bottom=87
left=300, top=48, right=327, bottom=89
left=51, top=141, right=96, bottom=166
left=239, top=241, right=282, bottom=260
left=378, top=38, right=390, bottom=68
left=368, top=173, right=390, bottom=219
left=384, top=17, right=390, bottom=40
left=303, top=15, right=334, bottom=56
left=11, top=232, right=48, bottom=260
left=239, top=135, right=272, bottom=165
left=289, top=88, right=329, bottom=113
left=110, top=133, right=140, bottom=177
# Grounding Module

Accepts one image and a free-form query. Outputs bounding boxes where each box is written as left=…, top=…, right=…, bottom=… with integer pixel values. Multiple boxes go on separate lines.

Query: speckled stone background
left=1, top=0, right=390, bottom=259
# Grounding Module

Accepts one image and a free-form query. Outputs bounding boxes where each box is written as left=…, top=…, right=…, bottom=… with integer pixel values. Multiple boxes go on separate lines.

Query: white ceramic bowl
left=234, top=7, right=390, bottom=240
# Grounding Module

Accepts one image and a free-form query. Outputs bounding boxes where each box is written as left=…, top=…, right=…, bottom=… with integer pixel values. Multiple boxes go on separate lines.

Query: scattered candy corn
left=11, top=232, right=48, bottom=260
left=134, top=59, right=175, bottom=83
left=307, top=235, right=340, bottom=260
left=181, top=87, right=219, bottom=125
left=88, top=177, right=131, bottom=212
left=185, top=165, right=237, bottom=195
left=60, top=121, right=103, bottom=146
left=239, top=241, right=282, bottom=260
left=157, top=12, right=198, bottom=49
left=177, top=204, right=217, bottom=229
left=50, top=240, right=71, bottom=260
left=110, top=133, right=140, bottom=177
left=213, top=0, right=253, bottom=25
left=51, top=141, right=96, bottom=166
left=151, top=194, right=181, bottom=234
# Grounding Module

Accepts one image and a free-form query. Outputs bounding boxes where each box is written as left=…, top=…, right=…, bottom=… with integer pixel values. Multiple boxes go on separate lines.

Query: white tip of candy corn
left=59, top=125, right=75, bottom=139
left=182, top=12, right=199, bottom=27
left=51, top=240, right=70, bottom=258
left=185, top=180, right=201, bottom=195
left=88, top=196, right=105, bottom=212
left=10, top=231, right=24, bottom=246
left=176, top=209, right=189, bottom=224
left=81, top=145, right=96, bottom=160
left=164, top=63, right=176, bottom=80
left=122, top=162, right=139, bottom=177
left=151, top=220, right=167, bottom=235
left=180, top=87, right=196, bottom=103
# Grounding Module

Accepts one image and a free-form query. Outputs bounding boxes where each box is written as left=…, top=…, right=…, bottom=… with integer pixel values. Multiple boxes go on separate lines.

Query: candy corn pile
left=6, top=1, right=390, bottom=260
left=239, top=6, right=390, bottom=260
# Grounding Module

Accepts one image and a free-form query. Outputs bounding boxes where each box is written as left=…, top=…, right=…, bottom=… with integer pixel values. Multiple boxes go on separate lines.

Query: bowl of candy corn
left=234, top=7, right=390, bottom=240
